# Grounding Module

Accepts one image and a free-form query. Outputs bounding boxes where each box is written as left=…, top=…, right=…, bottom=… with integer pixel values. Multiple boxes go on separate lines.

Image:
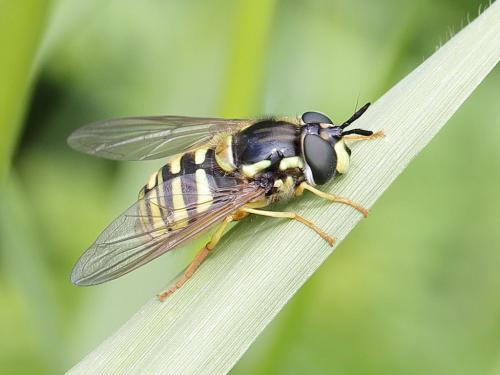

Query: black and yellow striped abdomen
left=137, top=148, right=237, bottom=234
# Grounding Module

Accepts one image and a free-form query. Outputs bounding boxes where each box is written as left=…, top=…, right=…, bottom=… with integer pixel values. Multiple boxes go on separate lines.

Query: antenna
left=339, top=102, right=371, bottom=129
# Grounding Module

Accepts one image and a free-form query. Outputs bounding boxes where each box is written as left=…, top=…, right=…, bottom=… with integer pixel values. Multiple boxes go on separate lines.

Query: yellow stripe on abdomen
left=146, top=171, right=158, bottom=189
left=169, top=155, right=182, bottom=174
left=137, top=188, right=149, bottom=233
left=195, top=148, right=208, bottom=164
left=148, top=188, right=164, bottom=226
left=195, top=169, right=213, bottom=214
left=137, top=187, right=164, bottom=236
left=171, top=176, right=189, bottom=229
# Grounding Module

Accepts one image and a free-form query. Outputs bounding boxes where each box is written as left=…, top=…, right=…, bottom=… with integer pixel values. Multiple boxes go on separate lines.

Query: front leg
left=295, top=182, right=369, bottom=217
left=342, top=130, right=384, bottom=142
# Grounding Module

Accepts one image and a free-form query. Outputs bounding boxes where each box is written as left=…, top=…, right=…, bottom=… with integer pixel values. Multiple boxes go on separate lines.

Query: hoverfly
left=68, top=103, right=382, bottom=300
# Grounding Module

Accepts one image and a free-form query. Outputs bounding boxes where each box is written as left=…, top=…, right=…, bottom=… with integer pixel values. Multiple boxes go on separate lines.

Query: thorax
left=215, top=119, right=305, bottom=179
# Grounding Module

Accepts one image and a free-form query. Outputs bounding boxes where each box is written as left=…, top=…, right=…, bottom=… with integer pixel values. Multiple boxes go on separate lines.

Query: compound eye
left=303, top=134, right=336, bottom=185
left=301, top=111, right=333, bottom=125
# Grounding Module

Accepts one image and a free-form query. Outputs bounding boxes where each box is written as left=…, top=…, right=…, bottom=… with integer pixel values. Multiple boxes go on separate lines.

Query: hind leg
left=158, top=214, right=235, bottom=301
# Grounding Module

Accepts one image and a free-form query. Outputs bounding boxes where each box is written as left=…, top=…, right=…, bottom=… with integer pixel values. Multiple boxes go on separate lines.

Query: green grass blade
left=67, top=3, right=499, bottom=374
left=1, top=174, right=65, bottom=372
left=219, top=0, right=278, bottom=116
left=0, top=0, right=51, bottom=183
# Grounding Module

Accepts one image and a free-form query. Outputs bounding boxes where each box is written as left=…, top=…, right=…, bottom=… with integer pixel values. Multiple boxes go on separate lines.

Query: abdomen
left=138, top=148, right=236, bottom=232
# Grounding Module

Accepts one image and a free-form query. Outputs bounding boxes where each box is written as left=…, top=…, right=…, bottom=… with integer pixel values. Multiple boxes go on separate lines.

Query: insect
left=68, top=103, right=382, bottom=301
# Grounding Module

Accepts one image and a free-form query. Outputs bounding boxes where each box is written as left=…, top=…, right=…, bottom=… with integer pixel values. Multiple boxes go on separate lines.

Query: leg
left=342, top=130, right=384, bottom=142
left=296, top=182, right=369, bottom=217
left=240, top=206, right=335, bottom=246
left=158, top=215, right=234, bottom=301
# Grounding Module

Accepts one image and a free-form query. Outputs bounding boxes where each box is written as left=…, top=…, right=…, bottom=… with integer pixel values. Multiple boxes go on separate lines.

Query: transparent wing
left=70, top=174, right=267, bottom=286
left=67, top=116, right=252, bottom=160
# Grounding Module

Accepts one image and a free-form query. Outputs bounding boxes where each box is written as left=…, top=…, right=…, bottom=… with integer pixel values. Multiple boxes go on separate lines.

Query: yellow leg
left=158, top=215, right=234, bottom=301
left=343, top=130, right=384, bottom=142
left=296, top=182, right=369, bottom=217
left=240, top=207, right=334, bottom=246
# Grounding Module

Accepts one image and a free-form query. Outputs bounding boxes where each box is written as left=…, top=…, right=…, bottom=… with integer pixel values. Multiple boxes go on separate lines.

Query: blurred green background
left=1, top=0, right=499, bottom=374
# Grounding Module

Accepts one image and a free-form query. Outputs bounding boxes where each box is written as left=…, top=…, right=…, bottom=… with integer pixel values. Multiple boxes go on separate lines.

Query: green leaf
left=68, top=3, right=499, bottom=374
left=0, top=0, right=51, bottom=183
left=0, top=174, right=65, bottom=373
left=219, top=0, right=278, bottom=116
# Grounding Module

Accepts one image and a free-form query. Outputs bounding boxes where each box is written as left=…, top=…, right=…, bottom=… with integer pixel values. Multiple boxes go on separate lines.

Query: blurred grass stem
left=0, top=0, right=50, bottom=183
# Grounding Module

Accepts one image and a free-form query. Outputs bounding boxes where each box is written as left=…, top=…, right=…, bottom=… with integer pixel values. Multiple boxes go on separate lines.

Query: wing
left=70, top=173, right=267, bottom=286
left=67, top=115, right=252, bottom=161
